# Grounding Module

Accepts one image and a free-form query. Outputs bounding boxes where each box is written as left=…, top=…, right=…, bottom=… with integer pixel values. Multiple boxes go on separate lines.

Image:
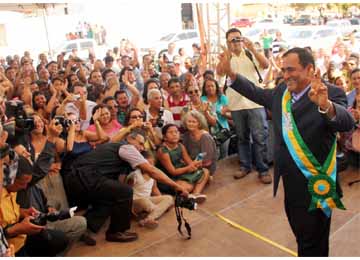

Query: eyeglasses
left=188, top=89, right=199, bottom=95
left=130, top=115, right=143, bottom=119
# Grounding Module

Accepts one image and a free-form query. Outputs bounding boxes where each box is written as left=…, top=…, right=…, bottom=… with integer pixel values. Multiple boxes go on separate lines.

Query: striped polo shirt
left=167, top=94, right=189, bottom=127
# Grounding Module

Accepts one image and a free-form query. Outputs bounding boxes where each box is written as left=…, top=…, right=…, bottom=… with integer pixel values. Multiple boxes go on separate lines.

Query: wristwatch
left=318, top=101, right=332, bottom=114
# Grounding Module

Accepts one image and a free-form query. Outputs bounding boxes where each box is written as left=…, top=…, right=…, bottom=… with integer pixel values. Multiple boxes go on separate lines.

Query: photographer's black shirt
left=71, top=141, right=146, bottom=189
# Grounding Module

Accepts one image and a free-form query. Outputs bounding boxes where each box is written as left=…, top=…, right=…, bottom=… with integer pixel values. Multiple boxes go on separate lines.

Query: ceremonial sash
left=281, top=89, right=345, bottom=217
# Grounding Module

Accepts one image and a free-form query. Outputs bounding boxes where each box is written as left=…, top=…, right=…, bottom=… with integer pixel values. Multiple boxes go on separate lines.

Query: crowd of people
left=0, top=24, right=359, bottom=257
left=65, top=21, right=107, bottom=45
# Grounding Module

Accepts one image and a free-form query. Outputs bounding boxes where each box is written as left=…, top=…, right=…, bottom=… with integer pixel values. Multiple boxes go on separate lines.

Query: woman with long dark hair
left=201, top=78, right=231, bottom=159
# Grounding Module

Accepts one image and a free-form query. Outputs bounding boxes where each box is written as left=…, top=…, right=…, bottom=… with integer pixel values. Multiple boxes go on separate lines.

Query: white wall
left=0, top=2, right=190, bottom=58
left=78, top=1, right=184, bottom=47
left=0, top=11, right=79, bottom=57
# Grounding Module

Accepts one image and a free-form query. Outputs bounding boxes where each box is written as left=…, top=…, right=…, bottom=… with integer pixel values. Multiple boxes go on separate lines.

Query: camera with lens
left=175, top=194, right=197, bottom=211
left=54, top=115, right=73, bottom=128
left=30, top=208, right=75, bottom=226
left=4, top=100, right=34, bottom=136
left=156, top=108, right=165, bottom=128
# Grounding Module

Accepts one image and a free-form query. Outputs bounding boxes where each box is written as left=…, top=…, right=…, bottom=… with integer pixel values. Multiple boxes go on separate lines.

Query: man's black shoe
left=105, top=231, right=138, bottom=242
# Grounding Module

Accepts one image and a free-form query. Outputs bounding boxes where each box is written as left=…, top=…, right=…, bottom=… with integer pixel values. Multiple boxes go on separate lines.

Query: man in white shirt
left=217, top=28, right=271, bottom=184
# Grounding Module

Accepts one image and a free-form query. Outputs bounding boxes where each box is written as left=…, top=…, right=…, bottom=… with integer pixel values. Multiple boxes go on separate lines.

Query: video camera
left=4, top=100, right=34, bottom=136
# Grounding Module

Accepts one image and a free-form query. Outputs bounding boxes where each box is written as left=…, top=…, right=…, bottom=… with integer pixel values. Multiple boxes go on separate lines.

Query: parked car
left=291, top=18, right=311, bottom=26
left=326, top=19, right=353, bottom=36
left=54, top=38, right=107, bottom=61
left=139, top=30, right=200, bottom=58
left=349, top=18, right=360, bottom=25
left=283, top=15, right=294, bottom=24
left=256, top=18, right=274, bottom=24
left=231, top=18, right=254, bottom=28
left=285, top=26, right=342, bottom=52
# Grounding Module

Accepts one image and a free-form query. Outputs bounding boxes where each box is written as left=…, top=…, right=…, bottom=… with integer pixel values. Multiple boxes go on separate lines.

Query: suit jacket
left=230, top=75, right=355, bottom=207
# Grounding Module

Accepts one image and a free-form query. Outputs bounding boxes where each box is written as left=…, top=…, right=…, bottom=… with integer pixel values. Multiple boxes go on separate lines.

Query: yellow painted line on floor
left=215, top=213, right=298, bottom=257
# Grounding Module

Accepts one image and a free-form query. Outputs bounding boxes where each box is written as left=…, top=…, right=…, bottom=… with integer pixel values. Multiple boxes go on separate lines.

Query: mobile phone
left=195, top=152, right=207, bottom=161
left=73, top=94, right=81, bottom=100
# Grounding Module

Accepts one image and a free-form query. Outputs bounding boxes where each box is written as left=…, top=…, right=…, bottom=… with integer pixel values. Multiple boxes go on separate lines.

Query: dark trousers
left=65, top=173, right=133, bottom=233
left=285, top=203, right=331, bottom=257
left=15, top=229, right=69, bottom=256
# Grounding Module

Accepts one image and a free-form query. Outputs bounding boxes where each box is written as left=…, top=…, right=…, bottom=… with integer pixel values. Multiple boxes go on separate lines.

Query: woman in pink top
left=87, top=104, right=122, bottom=137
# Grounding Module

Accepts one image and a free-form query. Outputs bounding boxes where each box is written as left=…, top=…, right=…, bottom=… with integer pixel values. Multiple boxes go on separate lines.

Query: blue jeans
left=216, top=138, right=230, bottom=161
left=231, top=108, right=269, bottom=174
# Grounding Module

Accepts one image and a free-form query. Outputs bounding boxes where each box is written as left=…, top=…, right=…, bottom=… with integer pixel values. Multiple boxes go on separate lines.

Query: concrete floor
left=67, top=156, right=360, bottom=257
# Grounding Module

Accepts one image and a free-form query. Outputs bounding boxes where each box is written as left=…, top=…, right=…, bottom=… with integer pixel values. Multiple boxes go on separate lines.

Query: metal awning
left=0, top=3, right=66, bottom=13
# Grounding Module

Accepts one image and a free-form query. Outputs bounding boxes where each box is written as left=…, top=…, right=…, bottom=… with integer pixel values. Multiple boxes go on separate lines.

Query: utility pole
left=41, top=4, right=52, bottom=58
left=196, top=2, right=231, bottom=70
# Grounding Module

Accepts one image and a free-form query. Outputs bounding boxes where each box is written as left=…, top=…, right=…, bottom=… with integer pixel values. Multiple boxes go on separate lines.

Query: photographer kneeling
left=65, top=129, right=188, bottom=242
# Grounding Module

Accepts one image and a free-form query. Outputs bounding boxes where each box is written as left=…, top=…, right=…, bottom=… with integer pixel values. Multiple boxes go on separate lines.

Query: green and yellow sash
left=281, top=89, right=345, bottom=217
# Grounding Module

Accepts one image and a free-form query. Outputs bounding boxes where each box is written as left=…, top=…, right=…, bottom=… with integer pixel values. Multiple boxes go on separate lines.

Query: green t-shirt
left=262, top=36, right=273, bottom=49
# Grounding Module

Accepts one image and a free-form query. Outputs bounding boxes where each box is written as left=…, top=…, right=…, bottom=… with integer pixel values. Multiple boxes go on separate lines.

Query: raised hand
left=107, top=77, right=119, bottom=88
left=241, top=36, right=256, bottom=52
left=130, top=120, right=144, bottom=130
left=92, top=108, right=101, bottom=122
left=308, top=68, right=330, bottom=109
left=122, top=72, right=130, bottom=87
left=218, top=45, right=233, bottom=77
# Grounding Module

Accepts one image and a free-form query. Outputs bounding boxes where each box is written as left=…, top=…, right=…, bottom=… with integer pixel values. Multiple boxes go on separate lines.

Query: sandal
left=139, top=218, right=159, bottom=229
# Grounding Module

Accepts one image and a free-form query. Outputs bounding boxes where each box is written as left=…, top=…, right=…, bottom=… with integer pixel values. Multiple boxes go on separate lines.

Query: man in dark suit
left=217, top=47, right=355, bottom=256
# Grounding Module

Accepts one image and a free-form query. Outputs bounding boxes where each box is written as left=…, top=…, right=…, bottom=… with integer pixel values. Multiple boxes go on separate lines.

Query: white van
left=326, top=20, right=353, bottom=36
left=139, top=30, right=200, bottom=58
left=54, top=39, right=107, bottom=60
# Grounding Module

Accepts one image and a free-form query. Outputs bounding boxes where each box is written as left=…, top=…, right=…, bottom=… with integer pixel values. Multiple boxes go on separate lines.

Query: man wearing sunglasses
left=217, top=28, right=271, bottom=184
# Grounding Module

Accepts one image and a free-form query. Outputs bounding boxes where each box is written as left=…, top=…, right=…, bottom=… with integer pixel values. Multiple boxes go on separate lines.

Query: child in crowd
left=126, top=151, right=174, bottom=229
left=157, top=124, right=209, bottom=203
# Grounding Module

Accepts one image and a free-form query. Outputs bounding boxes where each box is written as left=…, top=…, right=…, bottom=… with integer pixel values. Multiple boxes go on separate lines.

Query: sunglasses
left=109, top=105, right=119, bottom=109
left=130, top=115, right=143, bottom=119
left=188, top=89, right=199, bottom=95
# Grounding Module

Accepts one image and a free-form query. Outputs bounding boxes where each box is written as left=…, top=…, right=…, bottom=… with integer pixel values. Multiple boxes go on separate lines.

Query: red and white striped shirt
left=167, top=94, right=189, bottom=127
